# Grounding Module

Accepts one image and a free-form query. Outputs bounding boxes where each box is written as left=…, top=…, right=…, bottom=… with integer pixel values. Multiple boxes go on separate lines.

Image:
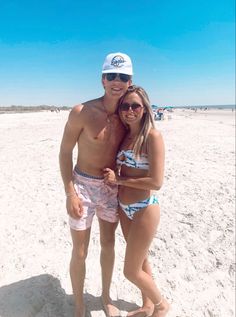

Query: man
left=59, top=52, right=133, bottom=317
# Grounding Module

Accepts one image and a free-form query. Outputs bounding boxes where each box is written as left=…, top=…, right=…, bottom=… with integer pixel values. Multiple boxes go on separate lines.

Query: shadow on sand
left=0, top=274, right=139, bottom=316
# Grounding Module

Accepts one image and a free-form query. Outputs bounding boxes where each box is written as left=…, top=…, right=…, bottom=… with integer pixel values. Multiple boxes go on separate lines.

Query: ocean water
left=152, top=104, right=236, bottom=111
left=184, top=104, right=236, bottom=110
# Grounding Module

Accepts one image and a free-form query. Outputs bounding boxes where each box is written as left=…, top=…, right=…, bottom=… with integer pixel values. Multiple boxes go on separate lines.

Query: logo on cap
left=111, top=55, right=125, bottom=68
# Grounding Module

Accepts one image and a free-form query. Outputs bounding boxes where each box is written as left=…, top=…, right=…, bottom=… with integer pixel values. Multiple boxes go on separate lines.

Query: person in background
left=59, top=52, right=133, bottom=317
left=104, top=85, right=170, bottom=317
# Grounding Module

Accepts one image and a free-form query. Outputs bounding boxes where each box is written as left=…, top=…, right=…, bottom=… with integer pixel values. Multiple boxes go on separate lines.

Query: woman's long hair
left=118, top=85, right=155, bottom=157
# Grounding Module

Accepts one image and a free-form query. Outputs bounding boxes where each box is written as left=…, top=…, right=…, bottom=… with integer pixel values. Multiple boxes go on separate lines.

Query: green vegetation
left=0, top=105, right=71, bottom=113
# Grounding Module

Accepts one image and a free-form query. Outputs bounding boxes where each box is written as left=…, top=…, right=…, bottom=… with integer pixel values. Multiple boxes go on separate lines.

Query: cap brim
left=102, top=69, right=133, bottom=75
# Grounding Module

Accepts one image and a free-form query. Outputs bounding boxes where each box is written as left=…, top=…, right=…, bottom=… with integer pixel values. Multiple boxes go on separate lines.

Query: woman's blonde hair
left=118, top=85, right=155, bottom=157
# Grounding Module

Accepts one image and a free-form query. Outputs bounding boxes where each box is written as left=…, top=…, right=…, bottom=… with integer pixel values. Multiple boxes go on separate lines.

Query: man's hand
left=66, top=195, right=84, bottom=218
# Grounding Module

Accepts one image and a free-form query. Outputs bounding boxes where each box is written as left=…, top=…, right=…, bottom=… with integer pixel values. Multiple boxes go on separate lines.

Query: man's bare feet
left=127, top=305, right=154, bottom=317
left=74, top=306, right=85, bottom=317
left=101, top=297, right=120, bottom=317
left=151, top=298, right=170, bottom=317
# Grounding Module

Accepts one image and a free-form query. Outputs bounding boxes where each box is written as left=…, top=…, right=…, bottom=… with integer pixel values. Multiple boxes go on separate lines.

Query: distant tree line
left=0, top=105, right=71, bottom=113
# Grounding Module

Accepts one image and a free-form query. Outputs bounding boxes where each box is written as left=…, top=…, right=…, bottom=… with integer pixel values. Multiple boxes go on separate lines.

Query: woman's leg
left=123, top=205, right=169, bottom=317
left=119, top=208, right=154, bottom=316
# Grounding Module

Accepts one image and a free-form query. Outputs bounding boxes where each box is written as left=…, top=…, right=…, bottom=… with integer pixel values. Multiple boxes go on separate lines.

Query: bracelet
left=155, top=298, right=163, bottom=307
left=65, top=192, right=78, bottom=197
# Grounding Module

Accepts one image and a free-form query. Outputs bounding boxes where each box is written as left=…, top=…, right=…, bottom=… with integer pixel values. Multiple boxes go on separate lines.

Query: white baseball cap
left=102, top=52, right=133, bottom=75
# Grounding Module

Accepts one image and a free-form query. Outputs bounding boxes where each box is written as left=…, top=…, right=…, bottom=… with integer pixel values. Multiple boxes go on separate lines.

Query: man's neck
left=101, top=95, right=119, bottom=114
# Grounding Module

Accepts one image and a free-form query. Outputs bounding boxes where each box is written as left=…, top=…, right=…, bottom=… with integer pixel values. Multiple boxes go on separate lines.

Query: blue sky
left=0, top=0, right=235, bottom=107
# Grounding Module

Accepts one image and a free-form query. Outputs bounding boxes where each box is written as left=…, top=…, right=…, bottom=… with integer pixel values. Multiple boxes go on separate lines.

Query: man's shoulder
left=67, top=104, right=84, bottom=123
left=68, top=98, right=102, bottom=125
left=83, top=97, right=102, bottom=109
left=72, top=97, right=101, bottom=113
left=71, top=103, right=84, bottom=113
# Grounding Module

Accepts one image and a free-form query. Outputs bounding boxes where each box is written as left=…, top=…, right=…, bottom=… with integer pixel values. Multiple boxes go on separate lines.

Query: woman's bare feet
left=127, top=305, right=154, bottom=317
left=151, top=298, right=170, bottom=317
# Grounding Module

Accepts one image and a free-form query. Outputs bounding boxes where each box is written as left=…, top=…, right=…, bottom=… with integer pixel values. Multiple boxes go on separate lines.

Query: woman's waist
left=118, top=187, right=154, bottom=204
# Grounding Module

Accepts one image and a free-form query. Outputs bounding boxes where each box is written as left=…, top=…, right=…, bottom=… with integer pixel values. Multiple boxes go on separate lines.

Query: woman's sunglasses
left=105, top=73, right=131, bottom=83
left=119, top=102, right=143, bottom=112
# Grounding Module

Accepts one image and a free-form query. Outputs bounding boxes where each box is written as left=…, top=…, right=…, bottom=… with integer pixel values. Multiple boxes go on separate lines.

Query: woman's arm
left=104, top=129, right=165, bottom=191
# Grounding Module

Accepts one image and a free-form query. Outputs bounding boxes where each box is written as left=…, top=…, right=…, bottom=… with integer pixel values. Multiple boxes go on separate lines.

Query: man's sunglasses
left=119, top=102, right=143, bottom=112
left=105, top=73, right=131, bottom=83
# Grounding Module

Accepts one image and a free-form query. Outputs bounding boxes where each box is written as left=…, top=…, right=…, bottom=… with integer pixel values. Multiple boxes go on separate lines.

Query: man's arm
left=59, top=105, right=84, bottom=218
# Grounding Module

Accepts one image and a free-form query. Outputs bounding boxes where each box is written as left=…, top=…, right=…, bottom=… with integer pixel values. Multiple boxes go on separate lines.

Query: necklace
left=105, top=113, right=111, bottom=123
left=102, top=98, right=113, bottom=123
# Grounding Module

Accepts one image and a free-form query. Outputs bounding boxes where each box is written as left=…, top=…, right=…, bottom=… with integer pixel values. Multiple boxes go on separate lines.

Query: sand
left=0, top=108, right=235, bottom=317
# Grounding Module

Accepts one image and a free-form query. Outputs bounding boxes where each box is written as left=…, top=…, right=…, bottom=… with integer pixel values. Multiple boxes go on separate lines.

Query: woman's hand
left=103, top=168, right=119, bottom=184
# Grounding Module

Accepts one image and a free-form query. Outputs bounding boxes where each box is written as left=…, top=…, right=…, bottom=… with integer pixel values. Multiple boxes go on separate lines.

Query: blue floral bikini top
left=116, top=149, right=149, bottom=170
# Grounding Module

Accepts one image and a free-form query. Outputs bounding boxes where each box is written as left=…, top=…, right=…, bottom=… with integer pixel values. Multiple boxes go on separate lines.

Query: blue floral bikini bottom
left=119, top=195, right=159, bottom=220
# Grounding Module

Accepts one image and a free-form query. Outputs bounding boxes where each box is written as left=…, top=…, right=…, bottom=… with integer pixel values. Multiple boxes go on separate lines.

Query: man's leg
left=70, top=228, right=91, bottom=317
left=98, top=218, right=119, bottom=316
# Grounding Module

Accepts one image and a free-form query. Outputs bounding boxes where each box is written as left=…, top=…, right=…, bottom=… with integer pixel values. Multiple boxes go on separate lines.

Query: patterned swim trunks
left=69, top=168, right=119, bottom=231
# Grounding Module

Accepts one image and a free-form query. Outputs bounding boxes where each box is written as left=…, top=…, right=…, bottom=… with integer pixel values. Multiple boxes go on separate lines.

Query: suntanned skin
left=103, top=91, right=170, bottom=317
left=59, top=75, right=131, bottom=317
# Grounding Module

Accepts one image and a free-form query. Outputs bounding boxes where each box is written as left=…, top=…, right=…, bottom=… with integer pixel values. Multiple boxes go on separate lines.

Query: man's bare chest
left=87, top=116, right=124, bottom=142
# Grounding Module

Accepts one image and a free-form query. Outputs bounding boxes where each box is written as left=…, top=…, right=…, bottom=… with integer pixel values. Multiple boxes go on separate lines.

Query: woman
left=103, top=85, right=170, bottom=317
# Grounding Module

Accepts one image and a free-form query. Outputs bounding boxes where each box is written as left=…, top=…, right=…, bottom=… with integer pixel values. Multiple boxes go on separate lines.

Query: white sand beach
left=0, top=108, right=235, bottom=317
